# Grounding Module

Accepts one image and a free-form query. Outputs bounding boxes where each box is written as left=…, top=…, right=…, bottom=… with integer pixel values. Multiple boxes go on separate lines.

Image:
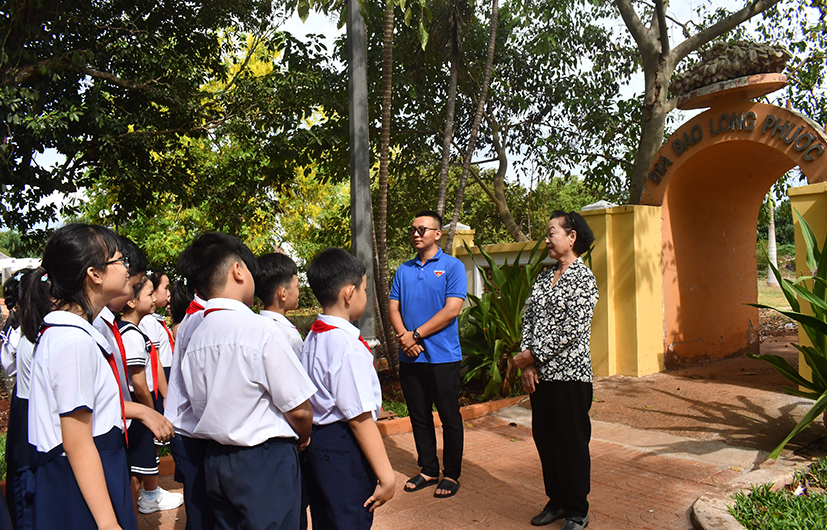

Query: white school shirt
left=301, top=314, right=382, bottom=425
left=93, top=308, right=134, bottom=410
left=259, top=310, right=303, bottom=358
left=120, top=322, right=155, bottom=394
left=140, top=314, right=173, bottom=369
left=28, top=311, right=123, bottom=453
left=15, top=336, right=34, bottom=400
left=164, top=295, right=206, bottom=437
left=181, top=298, right=316, bottom=446
left=1, top=325, right=20, bottom=378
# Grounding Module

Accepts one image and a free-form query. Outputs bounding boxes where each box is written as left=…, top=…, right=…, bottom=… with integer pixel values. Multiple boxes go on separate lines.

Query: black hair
left=168, top=280, right=193, bottom=325
left=2, top=268, right=36, bottom=330
left=21, top=224, right=121, bottom=341
left=254, top=253, right=298, bottom=306
left=550, top=210, right=595, bottom=256
left=306, top=248, right=366, bottom=307
left=414, top=210, right=443, bottom=228
left=120, top=275, right=150, bottom=317
left=118, top=235, right=148, bottom=278
left=145, top=268, right=168, bottom=290
left=176, top=232, right=257, bottom=299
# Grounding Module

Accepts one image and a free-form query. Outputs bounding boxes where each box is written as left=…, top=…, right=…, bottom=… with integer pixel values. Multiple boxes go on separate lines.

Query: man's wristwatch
left=412, top=329, right=421, bottom=341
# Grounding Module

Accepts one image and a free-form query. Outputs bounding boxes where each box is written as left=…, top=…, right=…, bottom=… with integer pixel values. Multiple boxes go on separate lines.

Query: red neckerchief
left=149, top=342, right=160, bottom=399
left=41, top=325, right=128, bottom=447
left=185, top=300, right=205, bottom=315
left=158, top=317, right=175, bottom=353
left=204, top=307, right=228, bottom=316
left=105, top=321, right=131, bottom=436
left=310, top=319, right=372, bottom=354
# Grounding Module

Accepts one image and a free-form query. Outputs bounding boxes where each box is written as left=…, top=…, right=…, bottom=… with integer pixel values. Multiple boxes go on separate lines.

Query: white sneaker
left=137, top=487, right=184, bottom=514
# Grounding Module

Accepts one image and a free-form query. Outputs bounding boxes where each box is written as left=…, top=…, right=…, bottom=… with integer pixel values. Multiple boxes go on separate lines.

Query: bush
left=460, top=241, right=545, bottom=400
left=747, top=209, right=827, bottom=458
left=756, top=239, right=769, bottom=272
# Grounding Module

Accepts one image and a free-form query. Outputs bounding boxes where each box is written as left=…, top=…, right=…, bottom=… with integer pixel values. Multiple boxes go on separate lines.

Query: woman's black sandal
left=404, top=474, right=438, bottom=492
left=434, top=478, right=460, bottom=498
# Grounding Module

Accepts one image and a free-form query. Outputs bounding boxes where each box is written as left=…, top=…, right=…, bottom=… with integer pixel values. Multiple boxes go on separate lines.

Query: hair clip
left=41, top=273, right=48, bottom=282
left=14, top=272, right=24, bottom=281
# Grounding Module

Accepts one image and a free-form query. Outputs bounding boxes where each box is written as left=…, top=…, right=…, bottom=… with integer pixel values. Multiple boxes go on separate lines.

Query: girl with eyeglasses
left=21, top=223, right=137, bottom=530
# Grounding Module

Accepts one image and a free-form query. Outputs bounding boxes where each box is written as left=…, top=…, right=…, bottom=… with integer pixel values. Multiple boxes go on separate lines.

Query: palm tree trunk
left=767, top=201, right=779, bottom=286
left=376, top=0, right=399, bottom=373
left=444, top=0, right=498, bottom=253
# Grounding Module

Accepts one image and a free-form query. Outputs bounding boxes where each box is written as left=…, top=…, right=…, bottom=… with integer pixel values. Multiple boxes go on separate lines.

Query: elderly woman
left=511, top=211, right=598, bottom=530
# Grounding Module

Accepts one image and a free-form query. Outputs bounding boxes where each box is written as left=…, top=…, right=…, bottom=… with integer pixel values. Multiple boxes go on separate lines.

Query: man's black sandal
left=404, top=474, right=438, bottom=492
left=434, top=478, right=460, bottom=498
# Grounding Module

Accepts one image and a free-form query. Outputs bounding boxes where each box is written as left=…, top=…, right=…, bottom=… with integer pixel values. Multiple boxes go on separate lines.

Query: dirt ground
left=590, top=333, right=827, bottom=459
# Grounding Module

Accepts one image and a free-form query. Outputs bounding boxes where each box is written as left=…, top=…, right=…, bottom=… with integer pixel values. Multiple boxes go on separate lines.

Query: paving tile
left=137, top=414, right=733, bottom=530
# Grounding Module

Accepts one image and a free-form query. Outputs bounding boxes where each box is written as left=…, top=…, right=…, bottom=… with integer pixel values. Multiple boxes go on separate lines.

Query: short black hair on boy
left=306, top=248, right=366, bottom=308
left=119, top=235, right=148, bottom=277
left=254, top=253, right=298, bottom=306
left=177, top=232, right=257, bottom=300
left=414, top=210, right=443, bottom=227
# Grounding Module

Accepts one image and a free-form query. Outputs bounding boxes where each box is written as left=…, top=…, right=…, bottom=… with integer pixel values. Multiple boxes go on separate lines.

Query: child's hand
left=142, top=408, right=175, bottom=443
left=364, top=475, right=395, bottom=512
left=297, top=436, right=311, bottom=452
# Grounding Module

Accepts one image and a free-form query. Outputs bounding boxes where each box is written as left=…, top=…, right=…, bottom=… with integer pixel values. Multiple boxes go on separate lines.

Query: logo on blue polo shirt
left=434, top=270, right=445, bottom=277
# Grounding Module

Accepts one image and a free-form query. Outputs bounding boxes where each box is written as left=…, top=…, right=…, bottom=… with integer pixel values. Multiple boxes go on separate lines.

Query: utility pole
left=347, top=0, right=376, bottom=338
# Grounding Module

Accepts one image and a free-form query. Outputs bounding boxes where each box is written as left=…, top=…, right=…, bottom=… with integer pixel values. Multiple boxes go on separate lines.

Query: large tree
left=615, top=0, right=785, bottom=204
left=1, top=0, right=347, bottom=236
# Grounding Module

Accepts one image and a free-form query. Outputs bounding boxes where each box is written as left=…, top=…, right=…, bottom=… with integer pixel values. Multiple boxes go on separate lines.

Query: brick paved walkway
left=140, top=414, right=739, bottom=530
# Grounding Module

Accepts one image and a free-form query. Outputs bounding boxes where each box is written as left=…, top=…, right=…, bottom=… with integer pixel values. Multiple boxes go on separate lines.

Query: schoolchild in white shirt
left=167, top=280, right=191, bottom=341
left=254, top=252, right=304, bottom=358
left=164, top=277, right=210, bottom=530
left=119, top=275, right=184, bottom=516
left=301, top=248, right=395, bottom=529
left=139, top=268, right=173, bottom=393
left=20, top=223, right=137, bottom=530
left=4, top=269, right=37, bottom=529
left=179, top=232, right=316, bottom=530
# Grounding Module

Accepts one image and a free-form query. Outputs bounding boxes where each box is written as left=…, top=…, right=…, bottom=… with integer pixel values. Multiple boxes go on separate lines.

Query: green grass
left=731, top=457, right=827, bottom=529
left=757, top=278, right=792, bottom=311
left=382, top=400, right=409, bottom=418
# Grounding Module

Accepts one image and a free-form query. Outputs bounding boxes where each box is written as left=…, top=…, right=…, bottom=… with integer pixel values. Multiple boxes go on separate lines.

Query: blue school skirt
left=5, top=390, right=31, bottom=530
left=32, top=427, right=137, bottom=530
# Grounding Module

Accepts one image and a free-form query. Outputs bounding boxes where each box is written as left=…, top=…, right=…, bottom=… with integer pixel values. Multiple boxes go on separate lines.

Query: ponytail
left=20, top=267, right=54, bottom=342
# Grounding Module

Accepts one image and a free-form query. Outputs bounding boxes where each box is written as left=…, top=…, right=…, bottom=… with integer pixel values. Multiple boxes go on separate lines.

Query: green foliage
left=0, top=230, right=30, bottom=258
left=756, top=239, right=770, bottom=273
left=746, top=209, right=827, bottom=458
left=382, top=399, right=409, bottom=418
left=731, top=482, right=827, bottom=530
left=0, top=432, right=5, bottom=480
left=758, top=199, right=796, bottom=247
left=459, top=240, right=546, bottom=400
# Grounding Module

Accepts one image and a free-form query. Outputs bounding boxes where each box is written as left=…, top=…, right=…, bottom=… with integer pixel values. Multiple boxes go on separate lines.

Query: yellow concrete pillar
left=581, top=206, right=665, bottom=377
left=788, top=182, right=827, bottom=385
left=442, top=229, right=476, bottom=256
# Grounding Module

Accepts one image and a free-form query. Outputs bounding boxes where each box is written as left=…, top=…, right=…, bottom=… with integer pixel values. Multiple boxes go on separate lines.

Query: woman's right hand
left=522, top=363, right=540, bottom=394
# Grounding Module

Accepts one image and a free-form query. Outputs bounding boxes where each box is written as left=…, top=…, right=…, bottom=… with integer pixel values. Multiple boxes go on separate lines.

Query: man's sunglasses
left=408, top=226, right=439, bottom=237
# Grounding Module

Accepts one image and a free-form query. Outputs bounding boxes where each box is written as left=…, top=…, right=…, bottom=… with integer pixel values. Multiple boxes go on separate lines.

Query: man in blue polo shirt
left=389, top=210, right=467, bottom=499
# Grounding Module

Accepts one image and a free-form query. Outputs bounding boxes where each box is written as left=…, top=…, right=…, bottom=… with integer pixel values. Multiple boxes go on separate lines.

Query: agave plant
left=459, top=240, right=546, bottom=399
left=747, top=209, right=827, bottom=459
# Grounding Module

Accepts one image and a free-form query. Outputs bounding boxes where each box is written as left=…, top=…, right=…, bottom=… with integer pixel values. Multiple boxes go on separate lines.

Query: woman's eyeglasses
left=105, top=256, right=130, bottom=270
left=408, top=226, right=439, bottom=237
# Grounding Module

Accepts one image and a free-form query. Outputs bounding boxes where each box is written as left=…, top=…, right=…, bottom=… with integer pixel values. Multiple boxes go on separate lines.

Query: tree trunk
left=444, top=0, right=499, bottom=253
left=767, top=200, right=779, bottom=286
left=376, top=0, right=399, bottom=373
left=627, top=54, right=674, bottom=205
left=488, top=112, right=528, bottom=242
left=436, top=58, right=459, bottom=218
